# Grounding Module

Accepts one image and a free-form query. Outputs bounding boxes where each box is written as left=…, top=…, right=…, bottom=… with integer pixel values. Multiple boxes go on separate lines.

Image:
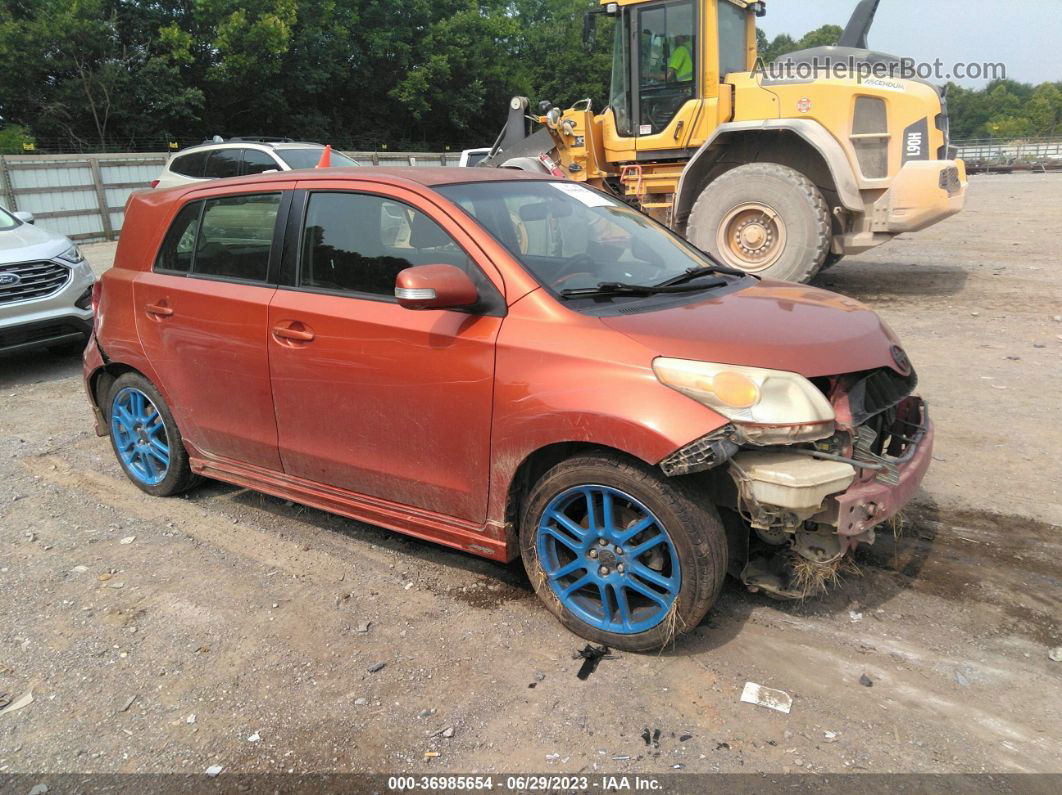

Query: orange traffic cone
left=315, top=144, right=332, bottom=168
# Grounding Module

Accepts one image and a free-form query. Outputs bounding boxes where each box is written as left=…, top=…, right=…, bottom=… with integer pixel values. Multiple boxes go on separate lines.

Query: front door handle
left=145, top=303, right=174, bottom=318
left=272, top=322, right=315, bottom=343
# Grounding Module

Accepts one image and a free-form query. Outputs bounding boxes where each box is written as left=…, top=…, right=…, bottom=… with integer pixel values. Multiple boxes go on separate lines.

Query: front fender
left=674, top=119, right=864, bottom=225
left=485, top=292, right=728, bottom=528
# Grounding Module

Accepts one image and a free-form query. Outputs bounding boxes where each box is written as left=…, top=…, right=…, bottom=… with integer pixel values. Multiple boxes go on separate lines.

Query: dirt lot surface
left=1, top=174, right=1060, bottom=779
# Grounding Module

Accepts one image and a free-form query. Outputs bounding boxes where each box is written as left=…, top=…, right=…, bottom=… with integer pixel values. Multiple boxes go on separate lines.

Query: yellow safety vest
left=669, top=45, right=693, bottom=82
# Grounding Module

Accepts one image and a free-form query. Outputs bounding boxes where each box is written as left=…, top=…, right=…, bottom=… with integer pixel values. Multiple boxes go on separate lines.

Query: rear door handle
left=145, top=303, right=174, bottom=318
left=272, top=323, right=315, bottom=343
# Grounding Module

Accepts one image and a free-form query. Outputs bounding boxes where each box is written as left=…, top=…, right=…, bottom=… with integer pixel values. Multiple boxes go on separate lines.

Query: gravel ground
left=0, top=173, right=1059, bottom=778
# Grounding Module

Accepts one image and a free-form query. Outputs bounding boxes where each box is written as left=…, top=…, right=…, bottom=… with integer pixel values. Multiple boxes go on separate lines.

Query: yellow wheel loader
left=484, top=0, right=966, bottom=283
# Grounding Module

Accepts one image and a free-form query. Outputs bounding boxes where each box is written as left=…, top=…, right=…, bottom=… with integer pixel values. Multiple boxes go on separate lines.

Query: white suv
left=153, top=138, right=358, bottom=189
left=0, top=206, right=95, bottom=355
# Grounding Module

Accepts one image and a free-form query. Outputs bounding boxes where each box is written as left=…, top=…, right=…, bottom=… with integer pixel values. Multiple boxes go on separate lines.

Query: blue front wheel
left=521, top=453, right=727, bottom=652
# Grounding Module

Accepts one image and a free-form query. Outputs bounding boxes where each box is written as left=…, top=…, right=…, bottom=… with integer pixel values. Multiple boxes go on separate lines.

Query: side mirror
left=395, top=264, right=478, bottom=311
left=14, top=211, right=34, bottom=224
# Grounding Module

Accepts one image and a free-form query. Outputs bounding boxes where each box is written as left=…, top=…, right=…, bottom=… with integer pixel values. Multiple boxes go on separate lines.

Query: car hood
left=601, top=279, right=904, bottom=378
left=0, top=222, right=69, bottom=261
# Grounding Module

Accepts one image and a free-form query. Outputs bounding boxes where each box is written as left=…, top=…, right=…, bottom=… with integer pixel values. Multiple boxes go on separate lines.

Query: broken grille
left=0, top=260, right=70, bottom=305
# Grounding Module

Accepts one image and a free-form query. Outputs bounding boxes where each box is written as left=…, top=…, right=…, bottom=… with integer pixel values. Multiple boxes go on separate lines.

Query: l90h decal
left=902, top=117, right=930, bottom=164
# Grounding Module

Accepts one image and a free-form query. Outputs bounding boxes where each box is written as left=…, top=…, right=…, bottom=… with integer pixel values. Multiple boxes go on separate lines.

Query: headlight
left=57, top=245, right=85, bottom=265
left=653, top=358, right=835, bottom=445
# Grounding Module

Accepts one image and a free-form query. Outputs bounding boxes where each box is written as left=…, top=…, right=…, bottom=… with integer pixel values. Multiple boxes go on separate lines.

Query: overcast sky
left=758, top=0, right=1059, bottom=87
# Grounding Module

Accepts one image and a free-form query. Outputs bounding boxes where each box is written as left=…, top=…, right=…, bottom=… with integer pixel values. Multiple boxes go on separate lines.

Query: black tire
left=687, top=162, right=831, bottom=283
left=105, top=372, right=200, bottom=497
left=519, top=453, right=727, bottom=652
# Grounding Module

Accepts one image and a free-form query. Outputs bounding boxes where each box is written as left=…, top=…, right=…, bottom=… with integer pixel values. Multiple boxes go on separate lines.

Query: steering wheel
left=551, top=254, right=599, bottom=290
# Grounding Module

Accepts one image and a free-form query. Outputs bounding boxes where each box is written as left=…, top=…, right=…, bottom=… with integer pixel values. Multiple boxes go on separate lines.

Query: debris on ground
left=679, top=733, right=693, bottom=742
left=849, top=611, right=864, bottom=622
left=355, top=621, right=372, bottom=634
left=424, top=751, right=440, bottom=761
left=641, top=728, right=661, bottom=747
left=954, top=670, right=971, bottom=687
left=247, top=731, right=261, bottom=743
left=205, top=764, right=223, bottom=777
left=859, top=674, right=874, bottom=688
left=186, top=714, right=196, bottom=724
left=740, top=682, right=793, bottom=714
left=367, top=661, right=387, bottom=673
left=119, top=695, right=137, bottom=713
left=1049, top=647, right=1062, bottom=663
left=120, top=536, right=136, bottom=545
left=824, top=731, right=839, bottom=742
left=0, top=691, right=33, bottom=717
left=575, top=644, right=610, bottom=680
left=0, top=694, right=10, bottom=710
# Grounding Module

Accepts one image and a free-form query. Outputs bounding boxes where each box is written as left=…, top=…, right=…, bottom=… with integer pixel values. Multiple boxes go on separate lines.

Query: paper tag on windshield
left=549, top=181, right=613, bottom=208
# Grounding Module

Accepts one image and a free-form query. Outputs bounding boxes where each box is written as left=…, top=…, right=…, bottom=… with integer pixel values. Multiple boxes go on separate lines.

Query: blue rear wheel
left=110, top=386, right=171, bottom=486
left=536, top=485, right=681, bottom=635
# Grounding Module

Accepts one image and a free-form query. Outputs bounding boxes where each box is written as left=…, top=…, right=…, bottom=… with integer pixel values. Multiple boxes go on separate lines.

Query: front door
left=133, top=187, right=289, bottom=469
left=267, top=183, right=504, bottom=522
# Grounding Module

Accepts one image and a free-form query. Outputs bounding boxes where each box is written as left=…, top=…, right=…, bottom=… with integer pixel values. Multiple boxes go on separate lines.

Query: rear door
left=266, top=180, right=505, bottom=522
left=133, top=184, right=292, bottom=469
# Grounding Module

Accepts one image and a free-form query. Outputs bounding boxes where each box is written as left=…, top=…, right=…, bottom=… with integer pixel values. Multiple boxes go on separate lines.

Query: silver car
left=0, top=206, right=95, bottom=355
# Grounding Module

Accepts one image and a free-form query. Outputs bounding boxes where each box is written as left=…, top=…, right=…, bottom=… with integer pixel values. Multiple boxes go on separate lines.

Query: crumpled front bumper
left=816, top=398, right=934, bottom=540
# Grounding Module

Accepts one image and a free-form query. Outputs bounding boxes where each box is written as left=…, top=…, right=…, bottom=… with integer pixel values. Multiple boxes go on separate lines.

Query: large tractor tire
left=686, top=162, right=831, bottom=283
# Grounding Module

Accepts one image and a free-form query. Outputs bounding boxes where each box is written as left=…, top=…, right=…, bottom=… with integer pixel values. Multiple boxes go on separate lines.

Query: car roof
left=151, top=167, right=554, bottom=200
left=173, top=140, right=327, bottom=154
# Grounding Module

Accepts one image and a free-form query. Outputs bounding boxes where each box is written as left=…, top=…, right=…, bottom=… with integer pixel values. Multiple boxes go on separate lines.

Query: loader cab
left=604, top=0, right=757, bottom=156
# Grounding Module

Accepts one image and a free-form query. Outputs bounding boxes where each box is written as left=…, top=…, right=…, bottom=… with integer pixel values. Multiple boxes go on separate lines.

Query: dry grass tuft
left=888, top=511, right=907, bottom=541
left=658, top=597, right=685, bottom=653
left=790, top=554, right=863, bottom=598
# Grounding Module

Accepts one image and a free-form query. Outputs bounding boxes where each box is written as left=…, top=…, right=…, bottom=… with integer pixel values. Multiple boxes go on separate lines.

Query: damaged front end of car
left=657, top=359, right=933, bottom=600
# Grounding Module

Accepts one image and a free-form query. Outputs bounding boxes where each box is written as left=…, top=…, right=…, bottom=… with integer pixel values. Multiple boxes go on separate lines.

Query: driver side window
left=637, top=0, right=696, bottom=136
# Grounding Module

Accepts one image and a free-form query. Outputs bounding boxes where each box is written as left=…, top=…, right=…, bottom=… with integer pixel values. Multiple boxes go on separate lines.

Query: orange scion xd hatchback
left=84, top=168, right=933, bottom=651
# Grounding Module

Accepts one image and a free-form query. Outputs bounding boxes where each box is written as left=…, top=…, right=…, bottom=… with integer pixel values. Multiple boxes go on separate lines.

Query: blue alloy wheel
left=110, top=386, right=171, bottom=486
left=536, top=485, right=681, bottom=634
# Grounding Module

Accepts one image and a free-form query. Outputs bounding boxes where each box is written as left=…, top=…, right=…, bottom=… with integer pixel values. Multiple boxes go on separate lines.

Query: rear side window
left=194, top=194, right=281, bottom=282
left=204, top=149, right=241, bottom=179
left=299, top=192, right=472, bottom=297
left=241, top=149, right=280, bottom=176
left=169, top=151, right=208, bottom=178
left=154, top=203, right=202, bottom=273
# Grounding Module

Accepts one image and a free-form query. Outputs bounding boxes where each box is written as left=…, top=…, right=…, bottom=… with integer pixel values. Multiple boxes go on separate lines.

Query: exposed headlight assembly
left=652, top=357, right=835, bottom=445
left=57, top=245, right=85, bottom=265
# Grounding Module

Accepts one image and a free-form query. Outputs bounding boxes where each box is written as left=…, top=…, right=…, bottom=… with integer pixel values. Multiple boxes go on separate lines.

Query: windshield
left=0, top=207, right=20, bottom=231
left=276, top=148, right=358, bottom=169
left=435, top=180, right=725, bottom=296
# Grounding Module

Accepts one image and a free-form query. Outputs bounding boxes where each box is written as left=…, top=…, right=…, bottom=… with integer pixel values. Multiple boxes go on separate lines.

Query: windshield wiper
left=560, top=278, right=726, bottom=299
left=654, top=263, right=746, bottom=287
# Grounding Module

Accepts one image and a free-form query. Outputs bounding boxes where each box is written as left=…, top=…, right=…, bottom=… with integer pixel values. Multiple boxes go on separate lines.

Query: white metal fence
left=0, top=151, right=456, bottom=243
left=954, top=137, right=1062, bottom=164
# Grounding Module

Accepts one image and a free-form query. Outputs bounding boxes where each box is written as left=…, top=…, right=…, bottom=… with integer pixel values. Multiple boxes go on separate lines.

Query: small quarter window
left=193, top=194, right=281, bottom=282
left=154, top=202, right=202, bottom=274
left=170, top=151, right=208, bottom=178
left=299, top=192, right=472, bottom=298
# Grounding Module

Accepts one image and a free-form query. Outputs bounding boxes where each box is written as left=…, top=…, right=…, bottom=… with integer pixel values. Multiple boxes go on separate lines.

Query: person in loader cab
left=667, top=34, right=694, bottom=82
